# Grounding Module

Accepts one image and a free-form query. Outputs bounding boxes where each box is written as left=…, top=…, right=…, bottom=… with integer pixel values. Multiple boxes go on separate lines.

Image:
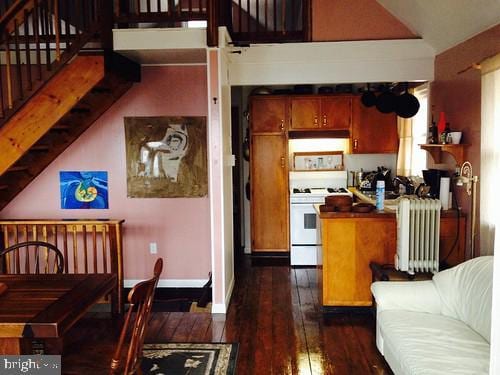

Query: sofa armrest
left=371, top=280, right=442, bottom=314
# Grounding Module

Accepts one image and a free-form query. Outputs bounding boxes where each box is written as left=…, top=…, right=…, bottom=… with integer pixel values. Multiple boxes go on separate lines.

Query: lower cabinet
left=250, top=134, right=289, bottom=252
left=318, top=214, right=466, bottom=307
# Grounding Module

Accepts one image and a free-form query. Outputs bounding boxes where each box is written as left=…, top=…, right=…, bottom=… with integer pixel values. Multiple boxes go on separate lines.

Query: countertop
left=315, top=189, right=463, bottom=219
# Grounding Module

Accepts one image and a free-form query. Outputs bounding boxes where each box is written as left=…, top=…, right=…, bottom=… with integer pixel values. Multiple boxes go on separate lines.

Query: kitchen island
left=316, top=202, right=465, bottom=308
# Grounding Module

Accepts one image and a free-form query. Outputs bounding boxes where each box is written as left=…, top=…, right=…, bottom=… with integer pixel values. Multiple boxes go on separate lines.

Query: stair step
left=70, top=107, right=91, bottom=114
left=7, top=166, right=29, bottom=172
left=30, top=144, right=50, bottom=152
left=51, top=124, right=71, bottom=131
left=91, top=86, right=112, bottom=94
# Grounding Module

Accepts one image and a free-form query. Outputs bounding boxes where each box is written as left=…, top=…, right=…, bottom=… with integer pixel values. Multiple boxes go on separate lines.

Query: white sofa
left=371, top=256, right=493, bottom=375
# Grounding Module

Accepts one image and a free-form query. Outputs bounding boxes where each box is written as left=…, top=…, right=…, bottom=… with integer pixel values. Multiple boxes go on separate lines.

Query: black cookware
left=361, top=84, right=376, bottom=107
left=376, top=89, right=397, bottom=113
left=396, top=88, right=420, bottom=118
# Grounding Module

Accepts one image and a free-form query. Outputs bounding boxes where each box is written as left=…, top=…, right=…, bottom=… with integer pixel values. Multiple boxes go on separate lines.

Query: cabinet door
left=321, top=96, right=352, bottom=130
left=290, top=97, right=321, bottom=130
left=351, top=96, right=398, bottom=153
left=250, top=96, right=287, bottom=134
left=251, top=134, right=289, bottom=252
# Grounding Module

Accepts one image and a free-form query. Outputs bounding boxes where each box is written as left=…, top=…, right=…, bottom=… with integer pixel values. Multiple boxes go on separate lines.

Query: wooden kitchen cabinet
left=250, top=96, right=288, bottom=134
left=290, top=96, right=352, bottom=131
left=351, top=96, right=398, bottom=153
left=250, top=96, right=289, bottom=253
left=317, top=212, right=466, bottom=307
left=250, top=134, right=289, bottom=252
left=319, top=215, right=395, bottom=307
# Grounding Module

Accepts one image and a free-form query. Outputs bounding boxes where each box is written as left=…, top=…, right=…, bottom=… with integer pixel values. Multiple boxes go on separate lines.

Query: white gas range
left=289, top=171, right=351, bottom=266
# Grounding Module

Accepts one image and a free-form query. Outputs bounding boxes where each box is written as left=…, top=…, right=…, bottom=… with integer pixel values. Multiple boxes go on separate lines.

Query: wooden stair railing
left=0, top=0, right=105, bottom=128
left=0, top=219, right=125, bottom=314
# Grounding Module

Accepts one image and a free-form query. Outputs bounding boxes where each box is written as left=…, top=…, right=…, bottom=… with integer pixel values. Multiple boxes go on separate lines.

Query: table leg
left=0, top=338, right=32, bottom=354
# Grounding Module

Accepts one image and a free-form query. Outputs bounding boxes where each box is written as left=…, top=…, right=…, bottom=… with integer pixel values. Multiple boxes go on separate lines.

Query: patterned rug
left=141, top=342, right=238, bottom=374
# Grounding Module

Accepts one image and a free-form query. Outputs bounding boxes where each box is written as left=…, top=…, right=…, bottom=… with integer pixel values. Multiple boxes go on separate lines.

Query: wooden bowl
left=319, top=204, right=336, bottom=212
left=324, top=195, right=352, bottom=207
left=352, top=203, right=375, bottom=213
left=336, top=205, right=353, bottom=212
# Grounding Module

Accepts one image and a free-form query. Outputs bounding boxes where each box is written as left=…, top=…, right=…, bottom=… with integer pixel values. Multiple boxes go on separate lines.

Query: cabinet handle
left=314, top=116, right=318, bottom=126
left=281, top=157, right=285, bottom=168
left=323, top=114, right=327, bottom=126
left=353, top=139, right=358, bottom=150
left=280, top=119, right=284, bottom=131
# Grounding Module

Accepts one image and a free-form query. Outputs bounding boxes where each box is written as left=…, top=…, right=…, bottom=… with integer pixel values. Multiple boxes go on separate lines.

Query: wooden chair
left=110, top=258, right=163, bottom=375
left=0, top=241, right=64, bottom=274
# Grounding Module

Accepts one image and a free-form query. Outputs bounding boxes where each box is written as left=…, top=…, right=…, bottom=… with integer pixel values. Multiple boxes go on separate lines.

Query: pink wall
left=431, top=24, right=500, bottom=254
left=312, top=0, right=416, bottom=42
left=0, top=66, right=211, bottom=282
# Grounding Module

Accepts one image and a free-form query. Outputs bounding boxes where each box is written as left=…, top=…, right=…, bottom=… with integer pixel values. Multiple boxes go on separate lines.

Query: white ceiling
left=376, top=0, right=500, bottom=53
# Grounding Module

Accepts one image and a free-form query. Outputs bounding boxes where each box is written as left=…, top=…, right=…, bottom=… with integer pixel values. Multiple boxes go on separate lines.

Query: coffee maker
left=422, top=169, right=448, bottom=198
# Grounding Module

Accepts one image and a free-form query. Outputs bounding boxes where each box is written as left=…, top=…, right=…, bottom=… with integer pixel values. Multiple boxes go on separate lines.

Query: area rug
left=141, top=342, right=238, bottom=374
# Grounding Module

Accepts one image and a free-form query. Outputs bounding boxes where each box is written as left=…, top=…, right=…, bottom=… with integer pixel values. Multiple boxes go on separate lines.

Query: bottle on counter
left=441, top=122, right=451, bottom=144
left=376, top=180, right=385, bottom=211
left=428, top=116, right=438, bottom=144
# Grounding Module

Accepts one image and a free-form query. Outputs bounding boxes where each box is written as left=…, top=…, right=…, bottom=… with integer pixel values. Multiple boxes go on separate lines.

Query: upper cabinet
left=250, top=96, right=288, bottom=134
left=351, top=96, right=398, bottom=154
left=290, top=96, right=351, bottom=131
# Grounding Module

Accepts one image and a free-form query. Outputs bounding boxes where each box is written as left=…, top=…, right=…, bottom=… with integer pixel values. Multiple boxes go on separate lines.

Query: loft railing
left=113, top=0, right=220, bottom=46
left=0, top=0, right=107, bottom=127
left=113, top=0, right=310, bottom=45
left=229, top=0, right=310, bottom=43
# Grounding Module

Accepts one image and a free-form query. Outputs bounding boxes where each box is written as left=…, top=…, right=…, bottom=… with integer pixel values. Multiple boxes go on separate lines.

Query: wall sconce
left=455, top=161, right=478, bottom=195
left=454, top=161, right=479, bottom=258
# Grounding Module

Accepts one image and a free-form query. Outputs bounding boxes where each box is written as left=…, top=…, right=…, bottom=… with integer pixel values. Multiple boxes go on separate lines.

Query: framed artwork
left=124, top=116, right=208, bottom=198
left=60, top=171, right=109, bottom=209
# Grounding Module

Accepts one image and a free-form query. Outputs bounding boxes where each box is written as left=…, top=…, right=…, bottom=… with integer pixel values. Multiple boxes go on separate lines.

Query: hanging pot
left=396, top=89, right=420, bottom=118
left=361, top=84, right=376, bottom=107
left=376, top=89, right=397, bottom=114
left=243, top=128, right=250, bottom=162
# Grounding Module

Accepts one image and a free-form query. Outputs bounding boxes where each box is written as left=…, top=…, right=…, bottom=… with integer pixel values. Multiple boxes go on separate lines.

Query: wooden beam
left=0, top=55, right=104, bottom=176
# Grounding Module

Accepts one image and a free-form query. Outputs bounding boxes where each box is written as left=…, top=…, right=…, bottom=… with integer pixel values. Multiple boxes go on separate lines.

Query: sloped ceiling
left=376, top=0, right=500, bottom=53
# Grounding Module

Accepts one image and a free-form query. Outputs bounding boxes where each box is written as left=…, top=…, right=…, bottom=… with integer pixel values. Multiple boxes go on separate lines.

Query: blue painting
left=60, top=171, right=109, bottom=209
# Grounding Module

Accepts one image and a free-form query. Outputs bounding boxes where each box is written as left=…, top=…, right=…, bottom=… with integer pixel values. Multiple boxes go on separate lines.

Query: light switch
left=149, top=242, right=158, bottom=254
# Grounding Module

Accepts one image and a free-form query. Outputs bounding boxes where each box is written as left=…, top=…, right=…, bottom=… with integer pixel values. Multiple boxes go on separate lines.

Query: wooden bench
left=0, top=220, right=124, bottom=314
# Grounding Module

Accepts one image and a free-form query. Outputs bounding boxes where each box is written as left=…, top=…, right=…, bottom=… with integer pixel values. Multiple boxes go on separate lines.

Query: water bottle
left=376, top=180, right=385, bottom=211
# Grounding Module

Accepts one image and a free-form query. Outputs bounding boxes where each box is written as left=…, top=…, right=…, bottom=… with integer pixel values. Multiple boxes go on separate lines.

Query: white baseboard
left=210, top=276, right=235, bottom=314
left=124, top=279, right=207, bottom=288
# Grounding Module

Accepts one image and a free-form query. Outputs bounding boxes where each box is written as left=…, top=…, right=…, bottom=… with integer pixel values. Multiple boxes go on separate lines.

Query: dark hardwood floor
left=62, top=256, right=392, bottom=374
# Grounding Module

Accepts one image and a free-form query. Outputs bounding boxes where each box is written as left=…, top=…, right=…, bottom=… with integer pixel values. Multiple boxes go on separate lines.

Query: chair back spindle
left=110, top=258, right=163, bottom=375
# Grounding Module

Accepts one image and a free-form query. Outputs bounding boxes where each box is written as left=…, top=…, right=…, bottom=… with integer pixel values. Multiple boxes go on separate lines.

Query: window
left=396, top=83, right=429, bottom=177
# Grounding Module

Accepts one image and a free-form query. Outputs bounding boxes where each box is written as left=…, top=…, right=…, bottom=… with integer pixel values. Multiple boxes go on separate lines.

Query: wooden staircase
left=0, top=1, right=140, bottom=210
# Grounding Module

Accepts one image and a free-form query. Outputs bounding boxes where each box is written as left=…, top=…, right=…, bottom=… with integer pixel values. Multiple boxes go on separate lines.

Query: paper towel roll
left=439, top=177, right=450, bottom=210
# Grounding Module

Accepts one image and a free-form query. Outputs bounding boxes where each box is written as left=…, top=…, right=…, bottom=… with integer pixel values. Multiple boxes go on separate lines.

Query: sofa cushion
left=432, top=256, right=493, bottom=342
left=378, top=310, right=490, bottom=375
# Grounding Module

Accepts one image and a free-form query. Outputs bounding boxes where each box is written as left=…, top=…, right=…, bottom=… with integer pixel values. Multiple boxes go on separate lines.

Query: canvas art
left=124, top=116, right=208, bottom=198
left=60, top=171, right=109, bottom=209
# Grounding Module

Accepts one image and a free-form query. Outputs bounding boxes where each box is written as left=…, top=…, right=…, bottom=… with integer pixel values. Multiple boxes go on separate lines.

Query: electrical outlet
left=149, top=242, right=158, bottom=254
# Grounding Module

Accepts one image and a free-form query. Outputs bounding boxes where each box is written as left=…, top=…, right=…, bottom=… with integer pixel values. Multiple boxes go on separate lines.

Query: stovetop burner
left=327, top=187, right=348, bottom=194
left=293, top=188, right=311, bottom=194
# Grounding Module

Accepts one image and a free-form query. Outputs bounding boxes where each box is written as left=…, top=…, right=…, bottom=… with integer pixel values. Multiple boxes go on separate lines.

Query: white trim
left=228, top=39, right=435, bottom=86
left=141, top=63, right=207, bottom=67
left=209, top=274, right=235, bottom=314
left=124, top=279, right=207, bottom=288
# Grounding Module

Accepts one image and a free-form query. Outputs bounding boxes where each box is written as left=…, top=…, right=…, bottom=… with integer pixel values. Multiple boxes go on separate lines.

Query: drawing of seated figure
left=138, top=124, right=189, bottom=181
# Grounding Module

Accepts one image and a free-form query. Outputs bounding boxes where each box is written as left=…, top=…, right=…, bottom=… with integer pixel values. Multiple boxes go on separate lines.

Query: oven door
left=290, top=203, right=320, bottom=245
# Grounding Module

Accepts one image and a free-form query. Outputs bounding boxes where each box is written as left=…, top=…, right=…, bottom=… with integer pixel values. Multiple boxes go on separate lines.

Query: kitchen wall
left=0, top=66, right=212, bottom=285
left=312, top=0, right=416, bottom=42
left=431, top=24, right=500, bottom=255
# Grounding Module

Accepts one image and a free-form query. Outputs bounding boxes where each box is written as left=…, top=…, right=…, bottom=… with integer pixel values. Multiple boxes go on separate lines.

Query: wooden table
left=0, top=273, right=117, bottom=354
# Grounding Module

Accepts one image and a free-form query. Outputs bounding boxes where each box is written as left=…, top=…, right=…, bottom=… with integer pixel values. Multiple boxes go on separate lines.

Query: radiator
left=395, top=198, right=441, bottom=274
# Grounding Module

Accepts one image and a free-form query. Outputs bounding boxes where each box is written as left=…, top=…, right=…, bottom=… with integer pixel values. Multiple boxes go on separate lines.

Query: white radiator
left=396, top=198, right=441, bottom=274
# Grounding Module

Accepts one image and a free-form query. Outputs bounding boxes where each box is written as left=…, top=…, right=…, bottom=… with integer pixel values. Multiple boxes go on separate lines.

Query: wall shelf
left=419, top=144, right=469, bottom=165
